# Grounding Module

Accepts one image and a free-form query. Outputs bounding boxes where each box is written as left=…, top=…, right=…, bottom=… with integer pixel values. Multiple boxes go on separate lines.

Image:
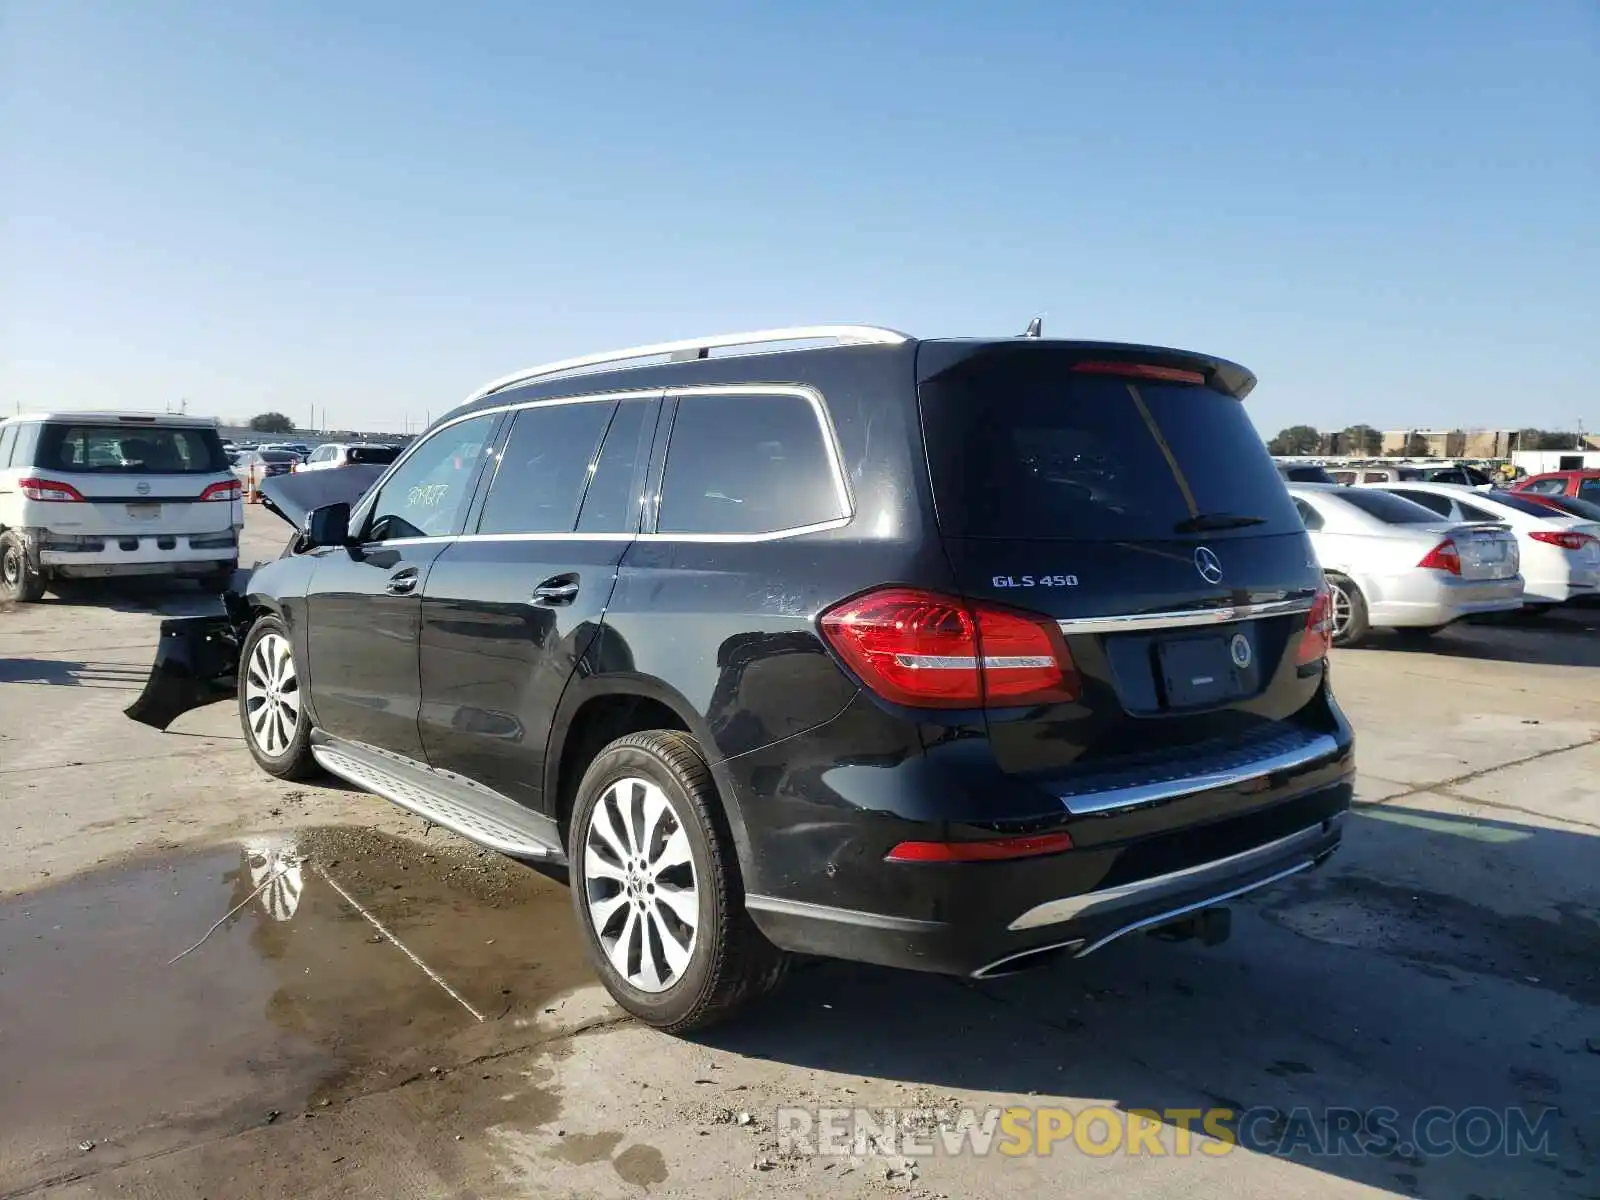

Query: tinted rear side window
left=917, top=349, right=1301, bottom=540
left=1343, top=490, right=1442, bottom=524
left=347, top=446, right=401, bottom=465
left=37, top=423, right=230, bottom=474
left=657, top=391, right=846, bottom=535
left=477, top=400, right=615, bottom=535
left=0, top=425, right=15, bottom=467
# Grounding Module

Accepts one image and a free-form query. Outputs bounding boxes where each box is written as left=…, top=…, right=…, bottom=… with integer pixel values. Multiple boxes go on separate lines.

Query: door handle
left=530, top=576, right=579, bottom=605
left=386, top=568, right=420, bottom=595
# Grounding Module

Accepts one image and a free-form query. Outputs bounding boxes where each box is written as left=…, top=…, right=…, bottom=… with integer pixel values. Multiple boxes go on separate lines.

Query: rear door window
left=0, top=425, right=15, bottom=467
left=917, top=349, right=1301, bottom=541
left=476, top=400, right=616, bottom=535
left=1387, top=489, right=1454, bottom=517
left=657, top=390, right=846, bottom=535
left=1524, top=478, right=1565, bottom=494
left=37, top=423, right=230, bottom=474
left=1580, top=479, right=1600, bottom=502
left=1342, top=490, right=1444, bottom=524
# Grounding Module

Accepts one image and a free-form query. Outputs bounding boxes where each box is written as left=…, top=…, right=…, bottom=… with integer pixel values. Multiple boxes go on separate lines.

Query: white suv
left=293, top=441, right=403, bottom=473
left=0, top=412, right=244, bottom=603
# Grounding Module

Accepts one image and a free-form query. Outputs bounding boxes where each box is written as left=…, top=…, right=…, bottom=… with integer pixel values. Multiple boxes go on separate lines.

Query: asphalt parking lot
left=1, top=506, right=1597, bottom=1199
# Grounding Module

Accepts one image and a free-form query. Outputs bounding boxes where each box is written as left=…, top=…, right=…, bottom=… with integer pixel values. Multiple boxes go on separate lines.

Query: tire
left=0, top=531, right=46, bottom=603
left=1326, top=574, right=1369, bottom=648
left=567, top=730, right=789, bottom=1033
left=238, top=615, right=319, bottom=780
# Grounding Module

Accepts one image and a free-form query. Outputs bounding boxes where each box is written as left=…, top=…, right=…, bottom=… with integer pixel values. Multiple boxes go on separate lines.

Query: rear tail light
left=1529, top=530, right=1597, bottom=551
left=1070, top=361, right=1207, bottom=385
left=1296, top=579, right=1333, bottom=666
left=18, top=477, right=86, bottom=502
left=885, top=833, right=1074, bottom=863
left=199, top=480, right=242, bottom=502
left=818, top=586, right=1080, bottom=709
left=1417, top=539, right=1462, bottom=575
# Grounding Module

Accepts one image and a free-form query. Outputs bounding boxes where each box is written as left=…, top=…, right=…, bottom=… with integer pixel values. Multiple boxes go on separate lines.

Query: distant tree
left=249, top=412, right=295, bottom=434
left=1267, top=425, right=1322, bottom=456
left=1403, top=433, right=1431, bottom=457
left=1342, top=424, right=1382, bottom=456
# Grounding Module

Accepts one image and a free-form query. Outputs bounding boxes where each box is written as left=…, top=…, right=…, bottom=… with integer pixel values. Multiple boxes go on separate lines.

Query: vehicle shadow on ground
left=0, top=658, right=153, bottom=689
left=1355, top=612, right=1600, bottom=668
left=35, top=580, right=222, bottom=618
left=701, top=806, right=1598, bottom=1198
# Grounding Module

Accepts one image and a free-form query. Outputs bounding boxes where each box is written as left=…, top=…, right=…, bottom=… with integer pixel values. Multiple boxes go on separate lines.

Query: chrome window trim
left=351, top=381, right=859, bottom=545
left=1056, top=596, right=1314, bottom=636
left=349, top=389, right=660, bottom=536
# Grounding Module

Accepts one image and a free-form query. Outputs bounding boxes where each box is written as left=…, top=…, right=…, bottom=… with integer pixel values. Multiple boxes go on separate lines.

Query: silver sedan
left=1287, top=484, right=1524, bottom=646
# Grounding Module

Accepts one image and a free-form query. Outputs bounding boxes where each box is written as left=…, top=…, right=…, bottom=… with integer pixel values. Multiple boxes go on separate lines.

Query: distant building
left=1378, top=428, right=1518, bottom=458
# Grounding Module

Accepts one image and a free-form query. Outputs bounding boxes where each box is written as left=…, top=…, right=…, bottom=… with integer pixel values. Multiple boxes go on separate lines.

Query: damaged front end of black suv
left=123, top=463, right=387, bottom=731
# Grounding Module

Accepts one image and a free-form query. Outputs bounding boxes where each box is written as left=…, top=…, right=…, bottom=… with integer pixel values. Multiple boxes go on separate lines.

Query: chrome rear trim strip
left=1007, top=819, right=1337, bottom=931
left=1056, top=597, right=1314, bottom=635
left=1056, top=730, right=1343, bottom=816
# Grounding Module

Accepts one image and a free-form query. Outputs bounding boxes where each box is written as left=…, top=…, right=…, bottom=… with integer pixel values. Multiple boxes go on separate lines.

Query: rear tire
left=0, top=532, right=45, bottom=603
left=238, top=615, right=319, bottom=780
left=1326, top=574, right=1369, bottom=647
left=567, top=730, right=788, bottom=1033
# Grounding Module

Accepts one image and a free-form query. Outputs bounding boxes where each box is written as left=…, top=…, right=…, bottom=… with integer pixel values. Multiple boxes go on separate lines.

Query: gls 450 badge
left=992, top=574, right=1079, bottom=589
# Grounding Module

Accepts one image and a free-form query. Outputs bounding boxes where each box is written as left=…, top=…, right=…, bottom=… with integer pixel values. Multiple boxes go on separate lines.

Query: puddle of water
left=0, top=826, right=592, bottom=1189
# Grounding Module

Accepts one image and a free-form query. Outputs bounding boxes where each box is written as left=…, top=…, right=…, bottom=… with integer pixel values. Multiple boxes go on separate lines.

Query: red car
left=1510, top=469, right=1600, bottom=505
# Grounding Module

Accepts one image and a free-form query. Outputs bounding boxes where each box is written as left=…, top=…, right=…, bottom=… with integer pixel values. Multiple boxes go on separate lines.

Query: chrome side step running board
left=311, top=735, right=567, bottom=863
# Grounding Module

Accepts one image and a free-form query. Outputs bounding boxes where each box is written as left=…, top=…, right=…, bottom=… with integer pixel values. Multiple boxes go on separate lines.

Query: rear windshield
left=257, top=450, right=299, bottom=464
left=917, top=350, right=1302, bottom=540
left=348, top=445, right=401, bottom=465
left=36, top=423, right=230, bottom=474
left=1340, top=489, right=1441, bottom=524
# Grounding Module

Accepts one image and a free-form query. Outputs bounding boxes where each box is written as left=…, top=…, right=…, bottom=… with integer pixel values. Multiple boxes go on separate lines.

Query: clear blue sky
left=3, top=0, right=1595, bottom=436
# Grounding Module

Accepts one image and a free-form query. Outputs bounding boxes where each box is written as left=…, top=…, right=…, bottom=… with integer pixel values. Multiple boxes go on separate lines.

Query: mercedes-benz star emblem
left=1194, top=546, right=1223, bottom=584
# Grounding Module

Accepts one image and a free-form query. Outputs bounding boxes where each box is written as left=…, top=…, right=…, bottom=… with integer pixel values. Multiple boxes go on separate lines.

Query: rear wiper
left=1173, top=512, right=1267, bottom=533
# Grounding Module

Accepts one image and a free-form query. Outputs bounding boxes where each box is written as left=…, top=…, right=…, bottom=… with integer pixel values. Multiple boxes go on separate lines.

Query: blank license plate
left=125, top=503, right=161, bottom=519
left=1157, top=636, right=1242, bottom=708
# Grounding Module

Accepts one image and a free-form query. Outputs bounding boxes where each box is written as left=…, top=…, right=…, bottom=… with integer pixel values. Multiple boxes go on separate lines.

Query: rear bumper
left=1366, top=571, right=1523, bottom=627
left=729, top=681, right=1356, bottom=977
left=35, top=531, right=237, bottom=575
left=746, top=805, right=1347, bottom=977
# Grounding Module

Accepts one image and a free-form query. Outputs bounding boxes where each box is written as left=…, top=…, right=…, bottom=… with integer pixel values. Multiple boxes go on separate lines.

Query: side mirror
left=305, top=502, right=352, bottom=548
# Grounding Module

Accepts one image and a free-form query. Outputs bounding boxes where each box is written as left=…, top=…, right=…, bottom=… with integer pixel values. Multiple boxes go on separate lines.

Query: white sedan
left=1288, top=484, right=1524, bottom=646
left=292, top=442, right=403, bottom=473
left=1365, top=483, right=1600, bottom=609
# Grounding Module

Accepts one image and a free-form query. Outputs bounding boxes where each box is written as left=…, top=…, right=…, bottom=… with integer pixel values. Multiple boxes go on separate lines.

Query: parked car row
left=1288, top=480, right=1600, bottom=646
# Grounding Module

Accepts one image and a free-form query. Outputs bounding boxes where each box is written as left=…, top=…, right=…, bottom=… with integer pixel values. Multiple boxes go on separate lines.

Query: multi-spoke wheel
left=238, top=615, right=318, bottom=779
left=568, top=730, right=789, bottom=1032
left=584, top=776, right=699, bottom=993
left=1325, top=574, right=1369, bottom=647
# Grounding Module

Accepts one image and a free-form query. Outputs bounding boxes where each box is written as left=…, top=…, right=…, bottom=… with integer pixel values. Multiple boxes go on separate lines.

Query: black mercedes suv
left=129, top=324, right=1353, bottom=1032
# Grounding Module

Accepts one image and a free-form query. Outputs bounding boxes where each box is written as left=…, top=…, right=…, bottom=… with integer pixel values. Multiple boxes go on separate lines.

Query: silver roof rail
left=465, top=324, right=912, bottom=403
